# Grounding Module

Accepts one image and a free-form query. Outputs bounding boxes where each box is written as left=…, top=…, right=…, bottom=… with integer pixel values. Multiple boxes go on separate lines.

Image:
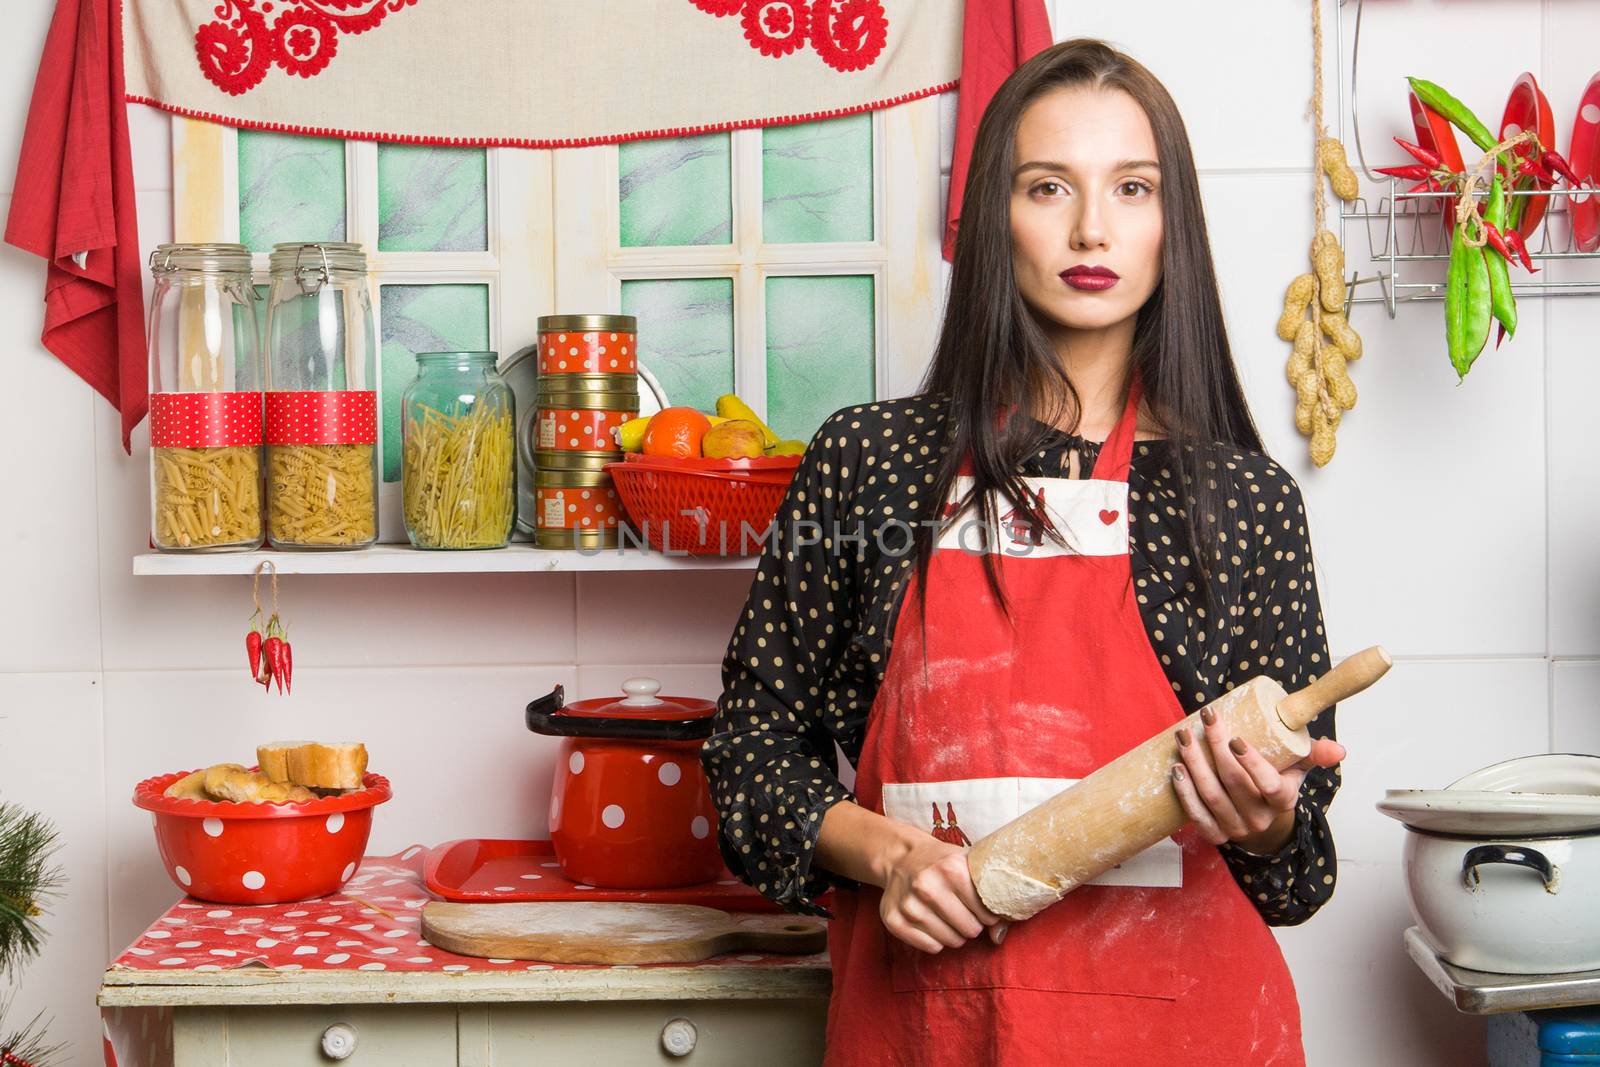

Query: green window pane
left=620, top=278, right=734, bottom=414
left=619, top=134, right=732, bottom=247
left=762, top=114, right=873, bottom=244
left=377, top=145, right=488, bottom=252
left=379, top=284, right=490, bottom=482
left=765, top=275, right=875, bottom=442
left=238, top=131, right=346, bottom=252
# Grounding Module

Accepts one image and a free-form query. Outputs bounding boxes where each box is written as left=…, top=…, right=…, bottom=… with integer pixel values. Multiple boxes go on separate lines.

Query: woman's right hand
left=879, top=832, right=1009, bottom=953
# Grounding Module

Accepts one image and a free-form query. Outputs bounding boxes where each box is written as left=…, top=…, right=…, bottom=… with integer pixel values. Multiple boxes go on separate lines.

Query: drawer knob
left=321, top=1023, right=359, bottom=1060
left=661, top=1017, right=698, bottom=1057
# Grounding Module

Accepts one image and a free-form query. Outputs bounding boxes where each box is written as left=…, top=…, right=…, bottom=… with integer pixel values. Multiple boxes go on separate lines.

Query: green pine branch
left=0, top=994, right=63, bottom=1067
left=0, top=803, right=62, bottom=979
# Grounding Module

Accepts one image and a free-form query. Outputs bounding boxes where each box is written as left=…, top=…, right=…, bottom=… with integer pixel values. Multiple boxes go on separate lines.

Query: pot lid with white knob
left=1378, top=753, right=1600, bottom=836
left=524, top=678, right=716, bottom=742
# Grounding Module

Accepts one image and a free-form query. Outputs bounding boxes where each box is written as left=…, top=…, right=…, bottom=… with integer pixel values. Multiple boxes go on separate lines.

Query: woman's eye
left=1034, top=180, right=1065, bottom=196
left=1120, top=181, right=1154, bottom=197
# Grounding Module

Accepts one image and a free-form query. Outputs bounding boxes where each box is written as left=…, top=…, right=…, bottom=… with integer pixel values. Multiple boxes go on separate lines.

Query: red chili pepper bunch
left=247, top=561, right=294, bottom=695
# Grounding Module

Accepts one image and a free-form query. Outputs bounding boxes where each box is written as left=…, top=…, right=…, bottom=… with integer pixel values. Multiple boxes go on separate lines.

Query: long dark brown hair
left=910, top=38, right=1265, bottom=630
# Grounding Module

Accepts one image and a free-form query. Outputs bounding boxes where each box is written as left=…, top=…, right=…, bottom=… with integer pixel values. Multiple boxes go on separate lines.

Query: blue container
left=1538, top=1008, right=1600, bottom=1065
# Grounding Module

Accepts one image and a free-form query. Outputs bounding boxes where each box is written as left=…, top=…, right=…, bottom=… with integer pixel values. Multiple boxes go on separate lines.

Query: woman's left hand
left=1169, top=706, right=1346, bottom=855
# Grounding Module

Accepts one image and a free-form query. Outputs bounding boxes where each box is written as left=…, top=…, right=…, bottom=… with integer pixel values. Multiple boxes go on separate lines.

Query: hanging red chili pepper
left=1518, top=156, right=1555, bottom=183
left=250, top=561, right=294, bottom=696
left=1541, top=149, right=1581, bottom=186
left=1502, top=230, right=1539, bottom=273
left=1482, top=219, right=1515, bottom=263
left=1393, top=136, right=1442, bottom=169
left=1376, top=163, right=1432, bottom=180
left=246, top=612, right=264, bottom=683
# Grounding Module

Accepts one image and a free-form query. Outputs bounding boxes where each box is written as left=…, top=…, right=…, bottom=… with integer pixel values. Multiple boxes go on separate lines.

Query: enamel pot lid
left=525, top=677, right=716, bottom=742
left=1378, top=753, right=1600, bottom=836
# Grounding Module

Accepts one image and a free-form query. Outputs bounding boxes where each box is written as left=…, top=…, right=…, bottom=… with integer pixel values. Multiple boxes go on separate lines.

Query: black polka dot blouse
left=700, top=393, right=1339, bottom=926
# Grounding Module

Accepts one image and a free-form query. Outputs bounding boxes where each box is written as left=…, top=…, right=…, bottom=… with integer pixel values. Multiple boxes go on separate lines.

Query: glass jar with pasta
left=401, top=352, right=516, bottom=550
left=263, top=242, right=379, bottom=549
left=146, top=244, right=265, bottom=552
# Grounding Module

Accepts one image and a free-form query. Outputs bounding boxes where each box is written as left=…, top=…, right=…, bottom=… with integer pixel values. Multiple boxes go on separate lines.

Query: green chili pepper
left=1445, top=219, right=1494, bottom=379
left=1409, top=77, right=1496, bottom=152
left=1408, top=77, right=1517, bottom=177
left=1484, top=174, right=1517, bottom=340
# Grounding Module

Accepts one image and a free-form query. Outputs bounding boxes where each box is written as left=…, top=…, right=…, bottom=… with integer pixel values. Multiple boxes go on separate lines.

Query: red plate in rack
left=1569, top=72, right=1600, bottom=253
left=1499, top=72, right=1556, bottom=239
left=422, top=838, right=831, bottom=913
left=1411, top=89, right=1465, bottom=237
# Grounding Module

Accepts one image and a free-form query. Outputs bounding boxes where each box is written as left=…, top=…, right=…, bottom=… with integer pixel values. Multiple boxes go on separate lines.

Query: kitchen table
left=97, top=849, right=831, bottom=1066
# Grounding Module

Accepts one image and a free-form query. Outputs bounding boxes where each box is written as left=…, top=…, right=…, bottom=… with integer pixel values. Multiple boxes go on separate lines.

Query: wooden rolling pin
left=965, top=645, right=1392, bottom=921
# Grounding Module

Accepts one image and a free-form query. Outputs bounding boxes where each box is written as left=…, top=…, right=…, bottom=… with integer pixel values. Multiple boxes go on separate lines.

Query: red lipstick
left=1060, top=265, right=1120, bottom=292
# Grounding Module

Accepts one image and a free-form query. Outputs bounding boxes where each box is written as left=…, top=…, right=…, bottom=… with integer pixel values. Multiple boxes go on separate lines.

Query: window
left=171, top=99, right=942, bottom=539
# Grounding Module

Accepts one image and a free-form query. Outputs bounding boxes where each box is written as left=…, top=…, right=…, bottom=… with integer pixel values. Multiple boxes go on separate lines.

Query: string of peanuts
left=1280, top=0, right=1365, bottom=467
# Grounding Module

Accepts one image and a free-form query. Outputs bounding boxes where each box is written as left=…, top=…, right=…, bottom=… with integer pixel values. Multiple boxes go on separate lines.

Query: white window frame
left=171, top=98, right=944, bottom=538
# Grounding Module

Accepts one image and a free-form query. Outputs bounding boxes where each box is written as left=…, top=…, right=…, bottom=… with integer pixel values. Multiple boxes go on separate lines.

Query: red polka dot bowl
left=133, top=770, right=392, bottom=904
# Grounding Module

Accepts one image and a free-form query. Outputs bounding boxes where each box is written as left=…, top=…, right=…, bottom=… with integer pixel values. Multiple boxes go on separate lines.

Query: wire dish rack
left=1335, top=0, right=1600, bottom=316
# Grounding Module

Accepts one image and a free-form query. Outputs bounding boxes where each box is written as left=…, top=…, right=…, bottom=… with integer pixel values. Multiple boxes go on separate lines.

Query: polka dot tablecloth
left=148, top=392, right=262, bottom=448
left=102, top=847, right=828, bottom=1065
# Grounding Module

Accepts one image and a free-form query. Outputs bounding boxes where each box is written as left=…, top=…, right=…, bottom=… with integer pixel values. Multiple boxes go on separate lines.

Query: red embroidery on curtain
left=194, top=0, right=420, bottom=96
left=693, top=0, right=888, bottom=72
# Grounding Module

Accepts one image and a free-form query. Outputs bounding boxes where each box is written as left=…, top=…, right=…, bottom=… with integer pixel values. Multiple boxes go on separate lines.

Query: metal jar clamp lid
left=267, top=242, right=369, bottom=295
left=148, top=243, right=253, bottom=275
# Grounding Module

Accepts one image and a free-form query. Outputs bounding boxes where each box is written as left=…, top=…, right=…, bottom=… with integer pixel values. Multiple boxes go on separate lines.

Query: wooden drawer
left=174, top=1005, right=460, bottom=1066
left=477, top=999, right=826, bottom=1065
left=173, top=998, right=827, bottom=1066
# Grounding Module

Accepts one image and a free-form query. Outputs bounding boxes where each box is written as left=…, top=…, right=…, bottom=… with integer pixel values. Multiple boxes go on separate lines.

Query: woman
left=702, top=38, right=1345, bottom=1065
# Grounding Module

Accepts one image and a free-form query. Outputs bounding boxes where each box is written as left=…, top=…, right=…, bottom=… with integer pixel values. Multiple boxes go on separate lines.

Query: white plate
left=1449, top=753, right=1600, bottom=795
left=1378, top=788, right=1600, bottom=836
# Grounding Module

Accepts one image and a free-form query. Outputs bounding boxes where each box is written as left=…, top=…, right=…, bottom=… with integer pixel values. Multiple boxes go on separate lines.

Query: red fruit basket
left=604, top=453, right=801, bottom=555
left=134, top=770, right=392, bottom=905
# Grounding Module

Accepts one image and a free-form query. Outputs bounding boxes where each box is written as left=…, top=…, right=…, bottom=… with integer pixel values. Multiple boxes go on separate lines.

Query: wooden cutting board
left=421, top=901, right=828, bottom=964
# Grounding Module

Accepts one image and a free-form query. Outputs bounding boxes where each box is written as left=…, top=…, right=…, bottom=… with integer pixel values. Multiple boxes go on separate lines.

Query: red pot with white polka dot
left=133, top=771, right=392, bottom=904
left=525, top=678, right=723, bottom=890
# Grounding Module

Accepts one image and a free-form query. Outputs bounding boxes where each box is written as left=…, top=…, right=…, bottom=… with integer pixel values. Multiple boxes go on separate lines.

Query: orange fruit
left=640, top=406, right=713, bottom=458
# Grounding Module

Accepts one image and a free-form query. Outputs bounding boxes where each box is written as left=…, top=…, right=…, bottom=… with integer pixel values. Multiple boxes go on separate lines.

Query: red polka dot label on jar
left=539, top=329, right=637, bottom=375
left=149, top=392, right=264, bottom=448
left=265, top=390, right=378, bottom=446
left=537, top=407, right=627, bottom=452
left=537, top=482, right=621, bottom=531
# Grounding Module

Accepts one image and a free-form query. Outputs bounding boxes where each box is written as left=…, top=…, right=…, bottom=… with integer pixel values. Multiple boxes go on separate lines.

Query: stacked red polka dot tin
left=533, top=315, right=638, bottom=549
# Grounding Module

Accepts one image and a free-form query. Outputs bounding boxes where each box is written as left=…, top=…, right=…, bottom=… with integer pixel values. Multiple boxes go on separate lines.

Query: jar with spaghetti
left=146, top=243, right=265, bottom=552
left=401, top=352, right=515, bottom=550
left=263, top=242, right=379, bottom=549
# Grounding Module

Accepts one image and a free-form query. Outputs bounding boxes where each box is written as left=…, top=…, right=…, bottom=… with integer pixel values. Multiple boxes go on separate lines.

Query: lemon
left=715, top=394, right=779, bottom=447
left=764, top=439, right=807, bottom=457
left=616, top=415, right=652, bottom=452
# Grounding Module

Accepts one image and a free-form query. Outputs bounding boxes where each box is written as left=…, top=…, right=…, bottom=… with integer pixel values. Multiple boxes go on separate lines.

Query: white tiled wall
left=2, top=1, right=1597, bottom=1063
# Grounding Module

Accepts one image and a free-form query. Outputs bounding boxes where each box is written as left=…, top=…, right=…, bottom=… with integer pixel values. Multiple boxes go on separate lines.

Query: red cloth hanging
left=943, top=0, right=1054, bottom=263
left=6, top=0, right=146, bottom=453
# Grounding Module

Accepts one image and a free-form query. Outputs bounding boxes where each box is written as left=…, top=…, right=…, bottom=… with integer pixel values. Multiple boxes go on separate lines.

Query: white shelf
left=132, top=543, right=759, bottom=576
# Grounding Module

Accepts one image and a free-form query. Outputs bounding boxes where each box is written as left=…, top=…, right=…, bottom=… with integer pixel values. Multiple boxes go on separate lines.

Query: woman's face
left=1009, top=86, right=1164, bottom=342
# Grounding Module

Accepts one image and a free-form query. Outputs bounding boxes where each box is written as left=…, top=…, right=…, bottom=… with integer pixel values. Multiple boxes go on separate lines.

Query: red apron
left=823, top=381, right=1305, bottom=1066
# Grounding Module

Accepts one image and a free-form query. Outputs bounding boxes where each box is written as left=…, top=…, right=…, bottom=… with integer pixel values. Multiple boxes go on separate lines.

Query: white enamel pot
left=1380, top=754, right=1600, bottom=975
left=1400, top=830, right=1600, bottom=973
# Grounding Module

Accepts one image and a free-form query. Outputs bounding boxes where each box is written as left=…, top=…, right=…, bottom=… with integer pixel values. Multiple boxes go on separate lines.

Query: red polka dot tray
left=423, top=838, right=831, bottom=912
